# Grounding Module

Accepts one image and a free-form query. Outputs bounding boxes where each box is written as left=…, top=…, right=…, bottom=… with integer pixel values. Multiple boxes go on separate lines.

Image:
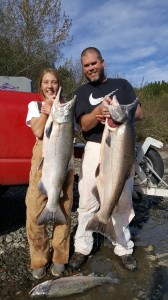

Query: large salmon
left=38, top=87, right=76, bottom=225
left=86, top=96, right=138, bottom=242
left=29, top=273, right=119, bottom=298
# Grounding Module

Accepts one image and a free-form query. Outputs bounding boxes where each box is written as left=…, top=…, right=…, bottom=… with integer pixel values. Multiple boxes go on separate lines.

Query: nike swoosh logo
left=89, top=89, right=118, bottom=105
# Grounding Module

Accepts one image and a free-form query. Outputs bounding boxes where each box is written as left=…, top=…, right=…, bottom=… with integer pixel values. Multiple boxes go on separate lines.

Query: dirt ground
left=0, top=149, right=168, bottom=300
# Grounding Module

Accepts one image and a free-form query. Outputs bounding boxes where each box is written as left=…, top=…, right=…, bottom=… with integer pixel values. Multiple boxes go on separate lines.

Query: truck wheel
left=141, top=147, right=164, bottom=185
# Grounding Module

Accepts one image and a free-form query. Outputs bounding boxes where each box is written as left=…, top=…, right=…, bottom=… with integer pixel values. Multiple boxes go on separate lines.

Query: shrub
left=135, top=89, right=168, bottom=144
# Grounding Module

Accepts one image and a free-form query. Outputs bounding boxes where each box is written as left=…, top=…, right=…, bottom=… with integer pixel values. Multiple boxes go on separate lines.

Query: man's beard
left=86, top=68, right=105, bottom=83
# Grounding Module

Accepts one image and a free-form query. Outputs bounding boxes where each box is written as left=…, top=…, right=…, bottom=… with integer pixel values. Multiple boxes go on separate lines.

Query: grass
left=135, top=90, right=168, bottom=144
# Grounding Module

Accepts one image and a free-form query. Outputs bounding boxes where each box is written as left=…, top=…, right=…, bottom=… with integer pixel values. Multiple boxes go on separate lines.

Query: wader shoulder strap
left=37, top=101, right=42, bottom=113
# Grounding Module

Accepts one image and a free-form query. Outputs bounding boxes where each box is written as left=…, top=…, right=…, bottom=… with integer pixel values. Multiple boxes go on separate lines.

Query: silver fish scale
left=56, top=102, right=73, bottom=123
left=48, top=276, right=114, bottom=298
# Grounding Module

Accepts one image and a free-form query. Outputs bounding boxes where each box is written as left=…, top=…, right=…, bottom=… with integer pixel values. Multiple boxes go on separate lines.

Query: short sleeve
left=122, top=79, right=141, bottom=105
left=26, top=101, right=41, bottom=127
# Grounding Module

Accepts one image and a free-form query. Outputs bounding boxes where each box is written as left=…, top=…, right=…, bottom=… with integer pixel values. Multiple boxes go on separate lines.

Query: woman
left=25, top=68, right=74, bottom=279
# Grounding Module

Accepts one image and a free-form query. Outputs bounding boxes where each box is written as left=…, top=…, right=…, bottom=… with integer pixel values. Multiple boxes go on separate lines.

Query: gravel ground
left=0, top=159, right=82, bottom=300
left=0, top=182, right=79, bottom=300
left=0, top=155, right=168, bottom=300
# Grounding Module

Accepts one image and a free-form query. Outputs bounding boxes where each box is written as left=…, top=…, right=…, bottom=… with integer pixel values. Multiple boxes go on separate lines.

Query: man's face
left=81, top=52, right=105, bottom=83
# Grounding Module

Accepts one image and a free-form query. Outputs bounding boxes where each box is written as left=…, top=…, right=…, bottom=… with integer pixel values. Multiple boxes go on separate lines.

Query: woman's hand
left=41, top=103, right=52, bottom=115
left=41, top=94, right=56, bottom=115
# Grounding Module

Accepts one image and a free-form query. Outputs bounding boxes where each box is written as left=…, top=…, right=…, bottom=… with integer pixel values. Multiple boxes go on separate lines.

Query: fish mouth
left=107, top=117, right=121, bottom=129
left=58, top=97, right=75, bottom=107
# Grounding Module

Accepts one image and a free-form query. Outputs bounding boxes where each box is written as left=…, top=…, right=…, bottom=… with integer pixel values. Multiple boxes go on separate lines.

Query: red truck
left=0, top=90, right=84, bottom=193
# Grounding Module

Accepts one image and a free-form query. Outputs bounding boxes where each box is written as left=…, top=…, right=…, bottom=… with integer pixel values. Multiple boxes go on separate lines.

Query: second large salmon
left=86, top=96, right=138, bottom=241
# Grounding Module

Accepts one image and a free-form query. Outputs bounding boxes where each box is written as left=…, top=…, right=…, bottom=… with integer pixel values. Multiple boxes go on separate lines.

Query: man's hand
left=101, top=96, right=112, bottom=118
left=95, top=114, right=106, bottom=124
left=96, top=96, right=112, bottom=124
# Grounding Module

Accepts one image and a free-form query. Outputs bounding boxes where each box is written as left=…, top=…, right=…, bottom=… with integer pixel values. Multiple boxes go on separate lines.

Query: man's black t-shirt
left=75, top=78, right=138, bottom=143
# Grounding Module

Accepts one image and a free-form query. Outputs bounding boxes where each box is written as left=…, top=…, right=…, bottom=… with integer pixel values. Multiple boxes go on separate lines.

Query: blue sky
left=60, top=0, right=168, bottom=87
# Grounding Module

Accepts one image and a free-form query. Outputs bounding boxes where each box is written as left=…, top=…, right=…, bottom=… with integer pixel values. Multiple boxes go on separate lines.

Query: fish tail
left=86, top=215, right=116, bottom=243
left=37, top=206, right=67, bottom=225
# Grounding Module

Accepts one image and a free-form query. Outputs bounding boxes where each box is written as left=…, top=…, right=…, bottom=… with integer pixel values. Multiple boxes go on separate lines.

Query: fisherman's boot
left=68, top=252, right=87, bottom=270
left=32, top=267, right=46, bottom=279
left=121, top=254, right=137, bottom=271
left=51, top=263, right=65, bottom=277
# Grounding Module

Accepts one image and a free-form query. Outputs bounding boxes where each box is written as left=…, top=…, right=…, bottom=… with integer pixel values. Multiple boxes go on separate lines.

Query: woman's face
left=40, top=72, right=59, bottom=100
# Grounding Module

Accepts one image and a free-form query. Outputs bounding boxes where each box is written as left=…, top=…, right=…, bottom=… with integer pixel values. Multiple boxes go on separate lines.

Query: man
left=69, top=47, right=143, bottom=271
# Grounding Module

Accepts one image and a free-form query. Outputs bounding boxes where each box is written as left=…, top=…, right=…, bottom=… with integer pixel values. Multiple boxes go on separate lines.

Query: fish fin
left=37, top=205, right=67, bottom=225
left=37, top=157, right=44, bottom=170
left=38, top=180, right=48, bottom=197
left=60, top=189, right=64, bottom=198
left=45, top=121, right=53, bottom=138
left=106, top=272, right=120, bottom=284
left=95, top=163, right=100, bottom=177
left=67, top=154, right=74, bottom=171
left=130, top=163, right=135, bottom=177
left=86, top=215, right=116, bottom=243
left=126, top=165, right=134, bottom=180
left=105, top=132, right=111, bottom=147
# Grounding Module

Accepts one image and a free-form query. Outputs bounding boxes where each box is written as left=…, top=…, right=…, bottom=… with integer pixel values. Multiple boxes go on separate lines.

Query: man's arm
left=80, top=104, right=103, bottom=132
left=135, top=104, right=144, bottom=121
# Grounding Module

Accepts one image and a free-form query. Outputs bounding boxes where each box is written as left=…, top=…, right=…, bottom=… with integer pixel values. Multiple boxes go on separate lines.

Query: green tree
left=58, top=65, right=76, bottom=96
left=0, top=0, right=72, bottom=90
left=58, top=58, right=87, bottom=96
left=143, top=80, right=168, bottom=96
